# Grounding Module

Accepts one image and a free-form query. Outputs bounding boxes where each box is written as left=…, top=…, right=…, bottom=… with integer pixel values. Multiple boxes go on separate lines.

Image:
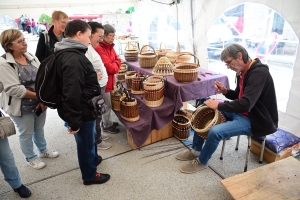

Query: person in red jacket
left=94, top=24, right=121, bottom=133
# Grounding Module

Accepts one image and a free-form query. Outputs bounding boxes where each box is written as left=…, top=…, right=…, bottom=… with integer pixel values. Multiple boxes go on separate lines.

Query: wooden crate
left=127, top=121, right=173, bottom=149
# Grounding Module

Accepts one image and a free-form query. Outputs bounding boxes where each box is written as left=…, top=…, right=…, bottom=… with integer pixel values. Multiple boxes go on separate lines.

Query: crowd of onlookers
left=18, top=14, right=48, bottom=36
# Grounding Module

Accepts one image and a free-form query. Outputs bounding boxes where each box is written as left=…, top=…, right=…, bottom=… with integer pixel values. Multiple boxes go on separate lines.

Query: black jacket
left=218, top=58, right=278, bottom=137
left=35, top=26, right=65, bottom=62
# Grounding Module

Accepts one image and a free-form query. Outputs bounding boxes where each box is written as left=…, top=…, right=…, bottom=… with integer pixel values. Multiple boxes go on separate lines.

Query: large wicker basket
left=111, top=83, right=125, bottom=111
left=125, top=71, right=137, bottom=90
left=152, top=56, right=173, bottom=76
left=138, top=45, right=158, bottom=68
left=191, top=106, right=226, bottom=139
left=124, top=44, right=139, bottom=61
left=120, top=96, right=140, bottom=122
left=173, top=53, right=200, bottom=83
left=173, top=114, right=191, bottom=140
left=155, top=42, right=172, bottom=60
left=117, top=64, right=128, bottom=82
left=131, top=74, right=148, bottom=94
left=143, top=76, right=165, bottom=107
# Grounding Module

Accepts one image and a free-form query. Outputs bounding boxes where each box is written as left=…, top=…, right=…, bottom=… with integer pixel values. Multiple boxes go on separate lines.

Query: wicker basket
left=117, top=64, right=128, bottom=82
left=111, top=83, right=125, bottom=111
left=120, top=96, right=140, bottom=122
left=173, top=53, right=200, bottom=83
left=124, top=44, right=139, bottom=61
left=125, top=71, right=137, bottom=90
left=131, top=74, right=148, bottom=94
left=165, top=43, right=192, bottom=64
left=138, top=45, right=158, bottom=68
left=191, top=106, right=226, bottom=139
left=172, top=114, right=191, bottom=140
left=143, top=76, right=165, bottom=107
left=155, top=42, right=172, bottom=60
left=152, top=56, right=173, bottom=76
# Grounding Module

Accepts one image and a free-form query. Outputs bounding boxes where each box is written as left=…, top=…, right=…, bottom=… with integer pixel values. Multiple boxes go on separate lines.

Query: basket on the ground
left=124, top=44, right=139, bottom=61
left=155, top=42, right=172, bottom=60
left=125, top=71, right=137, bottom=90
left=172, top=114, right=191, bottom=140
left=120, top=96, right=140, bottom=122
left=191, top=106, right=226, bottom=139
left=111, top=83, right=125, bottom=111
left=173, top=53, right=200, bottom=83
left=131, top=74, right=148, bottom=94
left=143, top=75, right=165, bottom=107
left=152, top=56, right=173, bottom=76
left=117, top=64, right=128, bottom=82
left=138, top=45, right=158, bottom=68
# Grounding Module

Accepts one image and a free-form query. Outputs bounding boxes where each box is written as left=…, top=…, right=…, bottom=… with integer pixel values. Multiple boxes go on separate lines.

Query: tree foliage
left=39, top=14, right=51, bottom=24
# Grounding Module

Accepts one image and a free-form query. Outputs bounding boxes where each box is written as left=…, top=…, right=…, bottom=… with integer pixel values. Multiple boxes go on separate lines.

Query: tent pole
left=190, top=0, right=196, bottom=61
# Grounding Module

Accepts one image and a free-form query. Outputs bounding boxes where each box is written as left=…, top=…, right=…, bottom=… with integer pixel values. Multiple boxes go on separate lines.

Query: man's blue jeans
left=74, top=120, right=99, bottom=181
left=192, top=111, right=252, bottom=165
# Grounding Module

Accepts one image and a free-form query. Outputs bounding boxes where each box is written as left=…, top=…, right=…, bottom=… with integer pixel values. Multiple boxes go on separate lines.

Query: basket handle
left=140, top=45, right=156, bottom=55
left=159, top=42, right=166, bottom=50
left=124, top=43, right=137, bottom=51
left=174, top=53, right=199, bottom=66
left=177, top=42, right=181, bottom=52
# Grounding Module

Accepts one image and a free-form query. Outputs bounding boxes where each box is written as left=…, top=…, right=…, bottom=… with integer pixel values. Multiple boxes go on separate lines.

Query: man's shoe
left=112, top=122, right=119, bottom=127
left=97, top=155, right=102, bottom=166
left=101, top=134, right=110, bottom=141
left=27, top=158, right=46, bottom=169
left=102, top=125, right=119, bottom=134
left=97, top=141, right=112, bottom=150
left=38, top=150, right=59, bottom=158
left=180, top=159, right=208, bottom=174
left=83, top=173, right=110, bottom=185
left=14, top=184, right=31, bottom=198
left=175, top=150, right=198, bottom=161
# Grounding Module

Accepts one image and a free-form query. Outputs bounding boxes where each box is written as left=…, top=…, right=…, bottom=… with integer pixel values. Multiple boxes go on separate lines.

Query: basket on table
left=152, top=56, right=173, bottom=76
left=124, top=44, right=139, bottom=61
left=120, top=95, right=140, bottom=122
left=191, top=106, right=226, bottom=139
left=131, top=74, right=148, bottom=94
left=155, top=42, right=172, bottom=60
left=125, top=71, right=137, bottom=90
left=165, top=42, right=192, bottom=64
left=117, top=64, right=128, bottom=82
left=143, top=75, right=165, bottom=107
left=111, top=82, right=125, bottom=111
left=173, top=53, right=200, bottom=83
left=138, top=45, right=158, bottom=68
left=172, top=114, right=191, bottom=140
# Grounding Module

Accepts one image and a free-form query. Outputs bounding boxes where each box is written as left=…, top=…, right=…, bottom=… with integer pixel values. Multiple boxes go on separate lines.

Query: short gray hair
left=220, top=44, right=250, bottom=64
left=103, top=24, right=116, bottom=36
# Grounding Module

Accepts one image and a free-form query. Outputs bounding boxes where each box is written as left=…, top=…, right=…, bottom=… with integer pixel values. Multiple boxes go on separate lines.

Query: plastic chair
left=220, top=135, right=266, bottom=172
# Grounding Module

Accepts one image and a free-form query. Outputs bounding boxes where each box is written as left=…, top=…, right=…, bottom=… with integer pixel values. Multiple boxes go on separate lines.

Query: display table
left=221, top=157, right=300, bottom=199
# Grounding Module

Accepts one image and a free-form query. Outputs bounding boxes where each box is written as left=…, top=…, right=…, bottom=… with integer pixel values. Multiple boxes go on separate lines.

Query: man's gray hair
left=103, top=24, right=116, bottom=36
left=220, top=43, right=251, bottom=64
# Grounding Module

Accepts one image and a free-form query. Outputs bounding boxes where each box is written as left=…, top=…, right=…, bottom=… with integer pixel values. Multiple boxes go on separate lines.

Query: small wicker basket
left=152, top=56, right=173, bottom=76
left=173, top=53, right=200, bottom=83
left=117, top=64, right=128, bottom=82
left=143, top=75, right=165, bottom=107
left=131, top=74, right=148, bottom=94
left=172, top=114, right=191, bottom=140
left=155, top=42, right=172, bottom=60
left=191, top=106, right=226, bottom=139
left=124, top=44, right=139, bottom=61
left=125, top=71, right=137, bottom=90
left=120, top=96, right=140, bottom=122
left=138, top=45, right=158, bottom=68
left=111, top=83, right=125, bottom=111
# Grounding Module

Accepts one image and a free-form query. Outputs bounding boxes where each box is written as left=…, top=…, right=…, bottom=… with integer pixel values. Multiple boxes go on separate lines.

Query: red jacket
left=95, top=42, right=121, bottom=92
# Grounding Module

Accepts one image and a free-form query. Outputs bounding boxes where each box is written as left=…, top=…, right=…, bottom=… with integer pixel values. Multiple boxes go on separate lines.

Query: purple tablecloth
left=115, top=61, right=229, bottom=147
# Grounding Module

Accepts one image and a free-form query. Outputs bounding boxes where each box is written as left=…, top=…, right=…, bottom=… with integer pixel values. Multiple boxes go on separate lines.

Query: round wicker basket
left=152, top=56, right=173, bottom=76
left=143, top=76, right=164, bottom=107
left=111, top=84, right=125, bottom=111
left=120, top=96, right=140, bottom=122
left=173, top=53, right=200, bottom=83
left=117, top=64, right=128, bottom=82
left=138, top=45, right=158, bottom=68
left=191, top=106, right=226, bottom=139
left=125, top=71, right=137, bottom=90
left=155, top=42, right=172, bottom=60
left=172, top=114, right=191, bottom=140
left=124, top=44, right=139, bottom=61
left=131, top=74, right=148, bottom=94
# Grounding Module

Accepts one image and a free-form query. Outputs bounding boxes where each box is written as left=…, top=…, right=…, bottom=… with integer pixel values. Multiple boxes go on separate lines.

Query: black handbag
left=0, top=111, right=16, bottom=139
left=88, top=95, right=108, bottom=118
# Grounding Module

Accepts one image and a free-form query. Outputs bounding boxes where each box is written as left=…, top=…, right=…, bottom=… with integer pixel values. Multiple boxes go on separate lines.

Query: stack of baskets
left=131, top=74, right=148, bottom=94
left=173, top=53, right=200, bottom=83
left=143, top=75, right=165, bottom=107
left=172, top=114, right=191, bottom=140
left=124, top=44, right=139, bottom=61
left=138, top=45, right=158, bottom=68
left=152, top=56, right=173, bottom=76
left=125, top=71, right=137, bottom=90
left=111, top=83, right=125, bottom=111
left=120, top=96, right=140, bottom=122
left=191, top=106, right=226, bottom=139
left=117, top=63, right=128, bottom=82
left=155, top=42, right=172, bottom=60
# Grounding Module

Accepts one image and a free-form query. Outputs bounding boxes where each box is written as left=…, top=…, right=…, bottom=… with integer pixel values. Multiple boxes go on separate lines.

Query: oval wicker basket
left=138, top=45, right=158, bottom=68
left=125, top=71, right=137, bottom=90
left=124, top=44, right=139, bottom=61
left=191, top=106, right=226, bottom=139
left=173, top=53, right=200, bottom=83
left=172, top=114, right=191, bottom=140
left=155, top=42, right=172, bottom=60
left=120, top=96, right=140, bottom=122
left=131, top=74, right=148, bottom=94
left=143, top=76, right=164, bottom=107
left=117, top=64, right=128, bottom=82
left=152, top=56, right=173, bottom=76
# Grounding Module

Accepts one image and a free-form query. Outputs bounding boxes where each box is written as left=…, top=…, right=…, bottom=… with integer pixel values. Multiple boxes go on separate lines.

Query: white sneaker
left=38, top=150, right=59, bottom=158
left=97, top=141, right=112, bottom=150
left=27, top=158, right=46, bottom=169
left=101, top=134, right=110, bottom=141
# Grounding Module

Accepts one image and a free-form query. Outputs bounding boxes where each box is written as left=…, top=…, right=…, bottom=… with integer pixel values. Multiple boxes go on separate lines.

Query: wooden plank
left=127, top=131, right=152, bottom=149
left=221, top=157, right=300, bottom=200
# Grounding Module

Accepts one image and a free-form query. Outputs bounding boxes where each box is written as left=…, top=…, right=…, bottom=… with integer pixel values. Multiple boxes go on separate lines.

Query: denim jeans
left=192, top=111, right=252, bottom=165
left=74, top=120, right=99, bottom=181
left=10, top=111, right=47, bottom=161
left=0, top=137, right=22, bottom=189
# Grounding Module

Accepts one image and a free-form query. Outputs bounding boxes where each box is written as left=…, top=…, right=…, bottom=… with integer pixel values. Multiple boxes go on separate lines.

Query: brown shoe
left=175, top=150, right=198, bottom=161
left=180, top=159, right=208, bottom=174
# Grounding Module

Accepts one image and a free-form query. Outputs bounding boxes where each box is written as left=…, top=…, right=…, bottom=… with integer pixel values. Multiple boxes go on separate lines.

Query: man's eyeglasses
left=11, top=38, right=27, bottom=45
left=225, top=58, right=234, bottom=67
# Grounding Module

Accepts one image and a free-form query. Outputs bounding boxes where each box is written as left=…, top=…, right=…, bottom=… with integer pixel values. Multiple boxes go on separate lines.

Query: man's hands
left=204, top=99, right=219, bottom=110
left=215, top=81, right=227, bottom=95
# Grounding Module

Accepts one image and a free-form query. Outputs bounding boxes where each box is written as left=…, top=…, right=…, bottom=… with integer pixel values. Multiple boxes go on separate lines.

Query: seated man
left=176, top=43, right=278, bottom=173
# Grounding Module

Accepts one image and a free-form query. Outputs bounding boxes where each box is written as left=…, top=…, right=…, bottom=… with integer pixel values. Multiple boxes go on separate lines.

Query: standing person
left=54, top=20, right=110, bottom=185
left=31, top=19, right=37, bottom=35
left=20, top=15, right=26, bottom=32
left=37, top=22, right=46, bottom=36
left=95, top=24, right=121, bottom=134
left=35, top=10, right=68, bottom=62
left=0, top=29, right=59, bottom=170
left=25, top=18, right=31, bottom=34
left=86, top=21, right=112, bottom=150
left=176, top=43, right=278, bottom=174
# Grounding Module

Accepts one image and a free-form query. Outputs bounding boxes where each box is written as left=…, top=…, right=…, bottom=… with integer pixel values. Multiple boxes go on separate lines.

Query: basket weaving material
left=191, top=106, right=226, bottom=139
left=173, top=53, right=200, bottom=83
left=172, top=114, right=191, bottom=140
left=124, top=44, right=139, bottom=61
left=117, top=64, right=128, bottom=82
left=152, top=56, right=174, bottom=76
left=125, top=71, right=137, bottom=90
left=155, top=42, right=172, bottom=60
left=120, top=96, right=140, bottom=122
left=131, top=75, right=147, bottom=94
left=143, top=76, right=164, bottom=107
left=138, top=45, right=158, bottom=68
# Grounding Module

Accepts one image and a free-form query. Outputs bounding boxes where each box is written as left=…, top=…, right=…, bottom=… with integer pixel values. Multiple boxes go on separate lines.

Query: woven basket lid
left=152, top=56, right=173, bottom=76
